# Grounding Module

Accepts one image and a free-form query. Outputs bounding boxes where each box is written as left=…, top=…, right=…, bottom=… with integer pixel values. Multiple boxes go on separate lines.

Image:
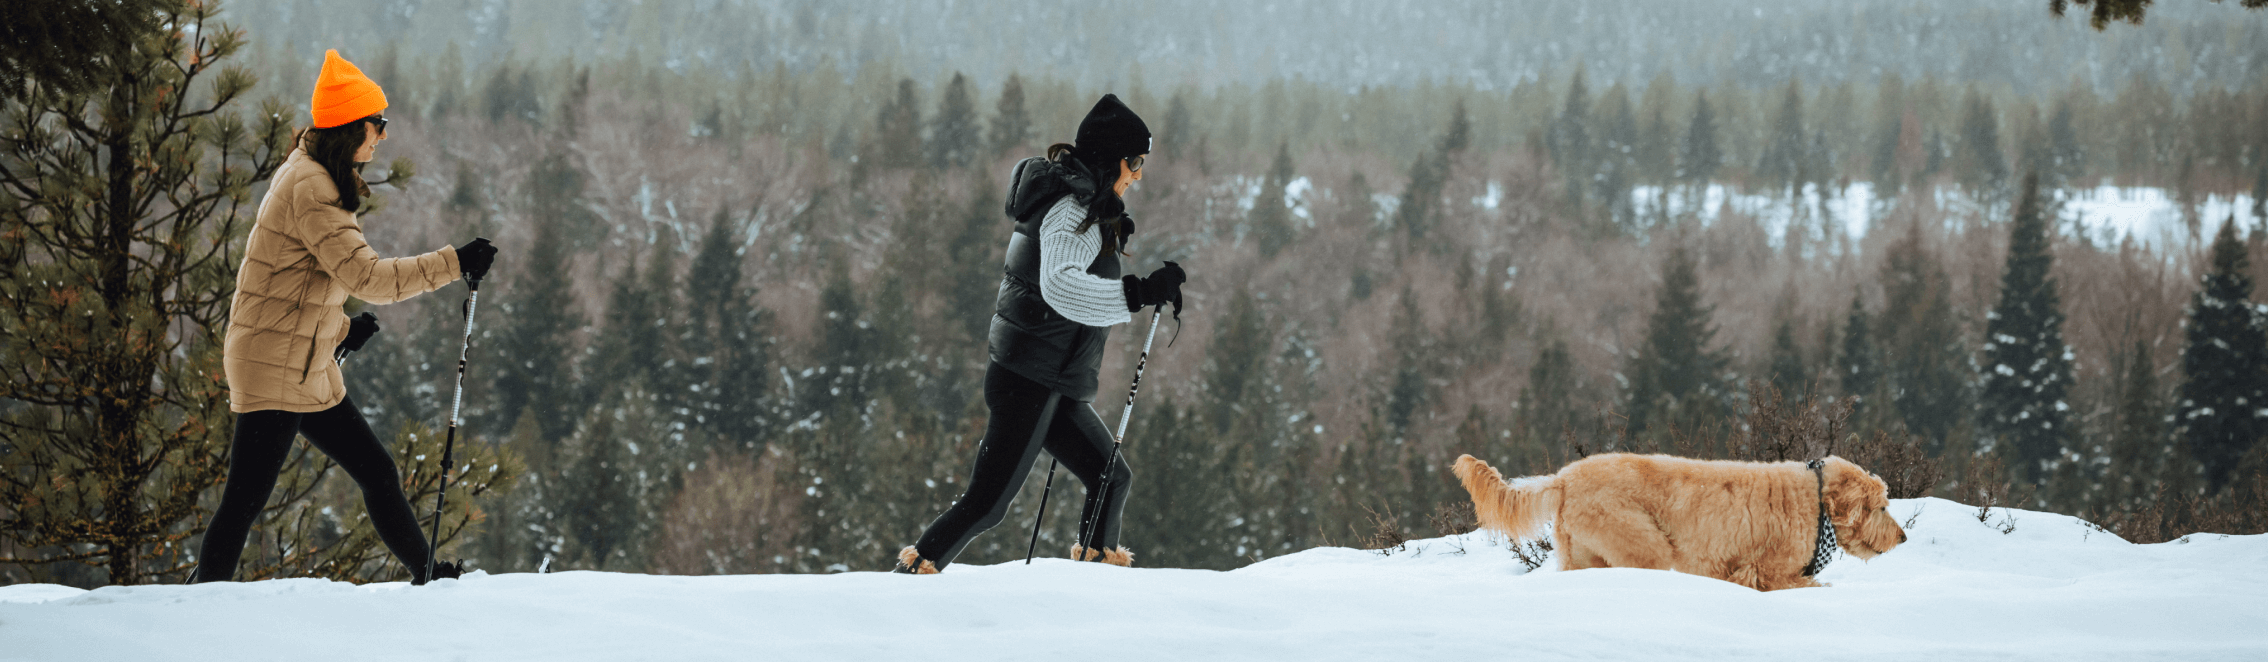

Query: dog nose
left=1898, top=530, right=1908, bottom=543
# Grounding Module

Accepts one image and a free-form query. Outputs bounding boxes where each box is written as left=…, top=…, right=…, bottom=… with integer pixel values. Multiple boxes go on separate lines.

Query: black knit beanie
left=1074, top=94, right=1151, bottom=164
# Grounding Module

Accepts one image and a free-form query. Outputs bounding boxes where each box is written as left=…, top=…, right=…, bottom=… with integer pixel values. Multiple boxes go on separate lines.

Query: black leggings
left=191, top=396, right=432, bottom=582
left=911, top=363, right=1134, bottom=569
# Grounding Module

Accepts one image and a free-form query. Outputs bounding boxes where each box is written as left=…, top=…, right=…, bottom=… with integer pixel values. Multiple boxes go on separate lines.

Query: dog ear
left=1820, top=457, right=1882, bottom=526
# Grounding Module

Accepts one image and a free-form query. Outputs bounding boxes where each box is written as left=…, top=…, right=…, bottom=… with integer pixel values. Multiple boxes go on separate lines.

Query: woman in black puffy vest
left=895, top=95, right=1187, bottom=573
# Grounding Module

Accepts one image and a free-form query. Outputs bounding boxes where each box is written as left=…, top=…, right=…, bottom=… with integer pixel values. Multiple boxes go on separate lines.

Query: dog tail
left=1452, top=454, right=1558, bottom=541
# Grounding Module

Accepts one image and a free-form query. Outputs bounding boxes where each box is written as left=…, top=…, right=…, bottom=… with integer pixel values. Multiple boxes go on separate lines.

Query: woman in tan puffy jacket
left=192, top=50, right=497, bottom=585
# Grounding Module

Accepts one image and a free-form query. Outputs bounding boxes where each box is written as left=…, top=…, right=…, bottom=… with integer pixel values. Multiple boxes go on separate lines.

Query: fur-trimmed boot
left=893, top=546, right=939, bottom=574
left=1070, top=544, right=1134, bottom=567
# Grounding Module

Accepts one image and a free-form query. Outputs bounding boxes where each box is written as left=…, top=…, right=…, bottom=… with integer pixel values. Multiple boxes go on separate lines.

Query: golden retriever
left=1453, top=453, right=1906, bottom=591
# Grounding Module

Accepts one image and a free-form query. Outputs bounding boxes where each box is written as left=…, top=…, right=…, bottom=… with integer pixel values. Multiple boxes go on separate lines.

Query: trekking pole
left=1023, top=460, right=1059, bottom=564
left=1076, top=304, right=1167, bottom=559
left=1026, top=304, right=1168, bottom=564
left=424, top=275, right=480, bottom=584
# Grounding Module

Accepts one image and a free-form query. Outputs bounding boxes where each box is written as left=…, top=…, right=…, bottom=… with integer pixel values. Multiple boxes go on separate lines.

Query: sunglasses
left=1125, top=154, right=1144, bottom=173
left=369, top=115, right=389, bottom=136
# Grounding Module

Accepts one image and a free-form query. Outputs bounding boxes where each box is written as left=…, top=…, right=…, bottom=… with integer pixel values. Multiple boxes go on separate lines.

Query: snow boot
left=1070, top=544, right=1134, bottom=567
left=893, top=546, right=939, bottom=575
left=413, top=560, right=465, bottom=585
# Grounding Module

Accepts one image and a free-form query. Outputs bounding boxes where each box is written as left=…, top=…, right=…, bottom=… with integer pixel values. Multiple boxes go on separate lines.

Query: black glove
left=1121, top=261, right=1186, bottom=313
left=336, top=312, right=379, bottom=363
left=456, top=237, right=497, bottom=284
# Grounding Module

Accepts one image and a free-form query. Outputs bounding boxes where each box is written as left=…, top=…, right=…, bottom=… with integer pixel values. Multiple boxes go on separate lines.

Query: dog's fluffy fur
left=1453, top=453, right=1907, bottom=591
left=896, top=546, right=939, bottom=574
left=1070, top=544, right=1134, bottom=567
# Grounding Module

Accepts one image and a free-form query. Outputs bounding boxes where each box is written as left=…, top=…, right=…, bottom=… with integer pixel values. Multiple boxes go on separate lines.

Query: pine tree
left=1518, top=338, right=1581, bottom=457
left=1199, top=290, right=1284, bottom=564
left=945, top=185, right=1004, bottom=345
left=0, top=0, right=160, bottom=99
left=557, top=67, right=591, bottom=140
left=1595, top=84, right=1640, bottom=231
left=928, top=72, right=981, bottom=169
left=2176, top=218, right=2268, bottom=495
left=1979, top=174, right=2076, bottom=483
left=0, top=2, right=289, bottom=585
left=557, top=391, right=644, bottom=570
left=1869, top=76, right=1910, bottom=193
left=1758, top=80, right=1808, bottom=195
left=1679, top=90, right=1721, bottom=188
left=873, top=78, right=923, bottom=169
left=490, top=152, right=590, bottom=443
left=1769, top=318, right=1809, bottom=401
left=444, top=162, right=492, bottom=237
left=1552, top=68, right=1593, bottom=212
left=1626, top=246, right=1730, bottom=434
left=807, top=255, right=879, bottom=417
left=1636, top=72, right=1680, bottom=187
left=988, top=73, right=1031, bottom=158
left=1385, top=286, right=1434, bottom=436
left=1954, top=90, right=2009, bottom=194
left=480, top=62, right=542, bottom=127
left=593, top=236, right=684, bottom=412
left=1122, top=398, right=1236, bottom=569
left=2048, top=0, right=2263, bottom=30
left=2047, top=94, right=2085, bottom=188
left=2250, top=163, right=2266, bottom=225
left=1394, top=101, right=1469, bottom=242
left=1206, top=290, right=1276, bottom=435
left=1839, top=294, right=1882, bottom=406
left=1160, top=91, right=1195, bottom=161
left=2107, top=340, right=2167, bottom=508
left=1880, top=223, right=1971, bottom=452
left=1251, top=141, right=1298, bottom=258
left=683, top=206, right=773, bottom=451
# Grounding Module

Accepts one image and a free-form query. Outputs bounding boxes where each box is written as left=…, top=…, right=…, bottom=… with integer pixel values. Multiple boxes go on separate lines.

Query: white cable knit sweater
left=1037, top=196, right=1133, bottom=328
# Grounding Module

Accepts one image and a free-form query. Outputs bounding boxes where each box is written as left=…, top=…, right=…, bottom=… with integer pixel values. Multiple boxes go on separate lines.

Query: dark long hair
left=1047, top=142, right=1127, bottom=255
left=298, top=117, right=375, bottom=211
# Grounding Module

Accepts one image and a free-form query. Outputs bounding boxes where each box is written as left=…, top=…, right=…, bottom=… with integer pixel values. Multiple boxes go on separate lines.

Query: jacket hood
left=1004, top=156, right=1102, bottom=222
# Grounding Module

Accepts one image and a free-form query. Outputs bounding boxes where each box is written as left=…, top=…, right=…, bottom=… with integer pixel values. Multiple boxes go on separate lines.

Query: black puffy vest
left=987, top=157, right=1122, bottom=402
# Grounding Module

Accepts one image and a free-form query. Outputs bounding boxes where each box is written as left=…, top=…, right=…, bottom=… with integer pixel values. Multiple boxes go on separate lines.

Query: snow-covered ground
left=4, top=498, right=2263, bottom=661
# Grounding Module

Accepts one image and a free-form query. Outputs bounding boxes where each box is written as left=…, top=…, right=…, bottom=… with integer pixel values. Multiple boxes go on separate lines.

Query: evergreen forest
left=5, top=0, right=2268, bottom=585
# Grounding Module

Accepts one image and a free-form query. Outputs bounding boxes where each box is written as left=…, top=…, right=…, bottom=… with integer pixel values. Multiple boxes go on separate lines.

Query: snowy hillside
left=4, top=498, right=2263, bottom=661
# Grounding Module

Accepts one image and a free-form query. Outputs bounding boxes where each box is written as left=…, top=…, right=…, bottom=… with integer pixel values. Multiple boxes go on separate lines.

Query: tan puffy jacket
left=224, top=144, right=460, bottom=413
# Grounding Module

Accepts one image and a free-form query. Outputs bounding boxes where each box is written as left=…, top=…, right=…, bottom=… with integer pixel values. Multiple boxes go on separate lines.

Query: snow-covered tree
left=1979, top=174, right=2076, bottom=483
left=2176, top=218, right=2268, bottom=495
left=683, top=206, right=774, bottom=452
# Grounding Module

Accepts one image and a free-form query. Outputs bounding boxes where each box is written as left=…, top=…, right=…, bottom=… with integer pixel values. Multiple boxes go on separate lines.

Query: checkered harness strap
left=1801, top=458, right=1838, bottom=577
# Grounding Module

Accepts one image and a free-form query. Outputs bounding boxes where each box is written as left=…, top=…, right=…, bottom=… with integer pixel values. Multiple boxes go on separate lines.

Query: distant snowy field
left=1227, top=174, right=2262, bottom=251
left=1622, top=183, right=2262, bottom=248
left=3, top=498, right=2263, bottom=661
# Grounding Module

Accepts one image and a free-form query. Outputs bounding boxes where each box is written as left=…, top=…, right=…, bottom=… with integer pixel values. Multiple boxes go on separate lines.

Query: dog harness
left=1802, top=458, right=1838, bottom=577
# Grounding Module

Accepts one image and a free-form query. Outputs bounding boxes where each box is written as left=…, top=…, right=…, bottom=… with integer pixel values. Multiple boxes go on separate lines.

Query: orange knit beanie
left=310, top=49, right=387, bottom=129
